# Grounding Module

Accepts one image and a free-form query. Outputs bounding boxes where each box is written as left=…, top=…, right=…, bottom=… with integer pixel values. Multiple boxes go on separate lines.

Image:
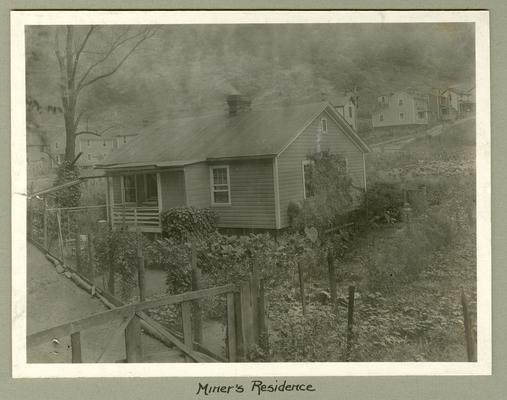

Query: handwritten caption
left=196, top=380, right=316, bottom=396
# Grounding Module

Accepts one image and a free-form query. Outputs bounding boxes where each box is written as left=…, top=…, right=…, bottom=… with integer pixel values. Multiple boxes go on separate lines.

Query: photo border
left=11, top=9, right=491, bottom=378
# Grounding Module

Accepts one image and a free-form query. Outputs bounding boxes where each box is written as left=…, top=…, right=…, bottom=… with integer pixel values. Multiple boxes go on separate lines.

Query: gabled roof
left=98, top=102, right=369, bottom=169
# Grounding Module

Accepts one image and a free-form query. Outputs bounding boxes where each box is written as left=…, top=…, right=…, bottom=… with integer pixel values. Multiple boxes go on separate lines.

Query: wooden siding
left=184, top=160, right=276, bottom=229
left=277, top=109, right=366, bottom=228
left=112, top=175, right=123, bottom=205
left=159, top=170, right=186, bottom=211
left=184, top=163, right=211, bottom=209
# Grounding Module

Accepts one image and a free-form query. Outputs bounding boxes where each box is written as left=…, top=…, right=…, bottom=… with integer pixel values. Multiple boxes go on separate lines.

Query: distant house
left=27, top=112, right=138, bottom=170
left=438, top=86, right=475, bottom=121
left=371, top=90, right=431, bottom=128
left=97, top=96, right=370, bottom=233
left=77, top=132, right=138, bottom=167
left=329, top=92, right=359, bottom=131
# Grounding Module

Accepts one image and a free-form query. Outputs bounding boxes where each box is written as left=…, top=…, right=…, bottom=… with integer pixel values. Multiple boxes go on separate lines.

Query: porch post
left=106, top=176, right=112, bottom=228
left=156, top=172, right=163, bottom=228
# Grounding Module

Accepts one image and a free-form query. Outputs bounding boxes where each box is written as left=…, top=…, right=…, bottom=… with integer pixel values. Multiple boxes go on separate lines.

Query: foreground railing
left=27, top=280, right=264, bottom=363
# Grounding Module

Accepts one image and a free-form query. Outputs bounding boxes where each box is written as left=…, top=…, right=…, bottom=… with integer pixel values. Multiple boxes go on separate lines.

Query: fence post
left=108, top=253, right=116, bottom=297
left=71, top=331, right=82, bottom=363
left=136, top=230, right=146, bottom=302
left=87, top=233, right=96, bottom=296
left=56, top=209, right=65, bottom=262
left=181, top=301, right=194, bottom=362
left=234, top=290, right=245, bottom=361
left=190, top=238, right=203, bottom=344
left=327, top=250, right=338, bottom=315
left=125, top=314, right=143, bottom=362
left=75, top=232, right=81, bottom=273
left=226, top=292, right=237, bottom=362
left=297, top=262, right=307, bottom=316
left=43, top=200, right=48, bottom=250
left=240, top=280, right=254, bottom=354
left=258, top=279, right=268, bottom=355
left=346, top=285, right=356, bottom=361
left=461, top=289, right=476, bottom=362
left=250, top=270, right=260, bottom=343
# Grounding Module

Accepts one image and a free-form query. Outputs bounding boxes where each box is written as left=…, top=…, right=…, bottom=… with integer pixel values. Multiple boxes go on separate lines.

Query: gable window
left=348, top=106, right=353, bottom=118
left=123, top=175, right=137, bottom=203
left=399, top=112, right=405, bottom=120
left=210, top=166, right=231, bottom=205
left=379, top=114, right=384, bottom=122
left=320, top=118, right=327, bottom=134
left=302, top=160, right=314, bottom=199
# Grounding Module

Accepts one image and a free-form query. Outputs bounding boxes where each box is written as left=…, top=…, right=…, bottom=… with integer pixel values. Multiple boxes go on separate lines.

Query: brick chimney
left=226, top=94, right=251, bottom=116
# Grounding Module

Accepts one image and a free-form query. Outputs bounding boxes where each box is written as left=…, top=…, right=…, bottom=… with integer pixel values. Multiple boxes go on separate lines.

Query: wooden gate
left=27, top=277, right=266, bottom=363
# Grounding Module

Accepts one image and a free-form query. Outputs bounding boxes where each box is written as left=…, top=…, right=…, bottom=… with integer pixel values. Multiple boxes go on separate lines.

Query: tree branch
left=75, top=130, right=102, bottom=137
left=77, top=28, right=156, bottom=91
left=75, top=123, right=125, bottom=137
left=72, top=26, right=95, bottom=81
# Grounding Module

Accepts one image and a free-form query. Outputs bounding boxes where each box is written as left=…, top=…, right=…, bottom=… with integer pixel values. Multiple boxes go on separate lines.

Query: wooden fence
left=27, top=275, right=266, bottom=363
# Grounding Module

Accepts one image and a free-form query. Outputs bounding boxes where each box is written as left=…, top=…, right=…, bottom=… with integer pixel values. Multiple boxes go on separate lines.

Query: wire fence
left=28, top=198, right=108, bottom=285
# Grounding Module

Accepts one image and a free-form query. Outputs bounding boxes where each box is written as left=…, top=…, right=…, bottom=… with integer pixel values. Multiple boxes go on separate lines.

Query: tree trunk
left=63, top=26, right=77, bottom=162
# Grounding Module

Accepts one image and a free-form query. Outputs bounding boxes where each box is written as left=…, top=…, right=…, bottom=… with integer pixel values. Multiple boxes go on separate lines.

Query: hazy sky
left=26, top=23, right=475, bottom=124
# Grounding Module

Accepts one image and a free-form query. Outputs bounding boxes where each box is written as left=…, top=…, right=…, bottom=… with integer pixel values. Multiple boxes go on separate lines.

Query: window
left=398, top=97, right=404, bottom=106
left=55, top=141, right=58, bottom=149
left=348, top=106, right=353, bottom=118
left=123, top=136, right=127, bottom=144
left=399, top=112, right=405, bottom=120
left=87, top=140, right=90, bottom=147
left=302, top=160, right=314, bottom=199
left=87, top=154, right=91, bottom=161
left=210, top=166, right=231, bottom=205
left=418, top=111, right=425, bottom=119
left=123, top=175, right=137, bottom=203
left=320, top=118, right=327, bottom=134
left=379, top=114, right=384, bottom=121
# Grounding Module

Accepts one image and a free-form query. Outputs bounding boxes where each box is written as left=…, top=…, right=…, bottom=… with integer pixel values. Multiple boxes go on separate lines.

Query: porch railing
left=112, top=206, right=160, bottom=228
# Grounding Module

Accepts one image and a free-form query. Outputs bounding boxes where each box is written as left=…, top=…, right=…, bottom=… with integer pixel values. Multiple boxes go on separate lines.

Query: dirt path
left=27, top=243, right=185, bottom=363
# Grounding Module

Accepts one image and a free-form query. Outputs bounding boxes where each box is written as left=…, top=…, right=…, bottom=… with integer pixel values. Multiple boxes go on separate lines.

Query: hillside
left=26, top=23, right=475, bottom=131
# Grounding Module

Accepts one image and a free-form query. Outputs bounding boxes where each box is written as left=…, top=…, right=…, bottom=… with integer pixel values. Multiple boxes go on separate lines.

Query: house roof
left=97, top=102, right=370, bottom=169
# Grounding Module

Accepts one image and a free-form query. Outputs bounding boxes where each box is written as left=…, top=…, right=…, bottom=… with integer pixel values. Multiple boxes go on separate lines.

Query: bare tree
left=54, top=26, right=156, bottom=161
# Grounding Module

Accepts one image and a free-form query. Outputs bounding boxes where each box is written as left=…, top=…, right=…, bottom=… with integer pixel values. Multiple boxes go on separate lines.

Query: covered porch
left=106, top=169, right=186, bottom=233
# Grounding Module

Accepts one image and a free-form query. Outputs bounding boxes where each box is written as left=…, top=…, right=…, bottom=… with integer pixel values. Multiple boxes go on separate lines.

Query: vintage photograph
left=12, top=11, right=490, bottom=376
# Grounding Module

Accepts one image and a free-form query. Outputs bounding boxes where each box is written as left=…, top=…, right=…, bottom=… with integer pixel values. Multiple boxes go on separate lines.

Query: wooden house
left=96, top=96, right=370, bottom=233
left=371, top=90, right=431, bottom=128
left=329, top=92, right=359, bottom=131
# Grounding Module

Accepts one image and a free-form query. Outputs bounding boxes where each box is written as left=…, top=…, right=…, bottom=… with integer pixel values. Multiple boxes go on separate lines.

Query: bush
left=288, top=151, right=355, bottom=232
left=93, top=227, right=144, bottom=300
left=54, top=161, right=81, bottom=207
left=161, top=207, right=218, bottom=241
left=364, top=181, right=404, bottom=224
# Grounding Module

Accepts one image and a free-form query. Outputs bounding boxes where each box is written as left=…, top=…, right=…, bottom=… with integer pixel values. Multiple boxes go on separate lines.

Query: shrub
left=288, top=151, right=355, bottom=232
left=364, top=181, right=404, bottom=224
left=53, top=161, right=81, bottom=207
left=93, top=227, right=144, bottom=300
left=161, top=207, right=218, bottom=242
